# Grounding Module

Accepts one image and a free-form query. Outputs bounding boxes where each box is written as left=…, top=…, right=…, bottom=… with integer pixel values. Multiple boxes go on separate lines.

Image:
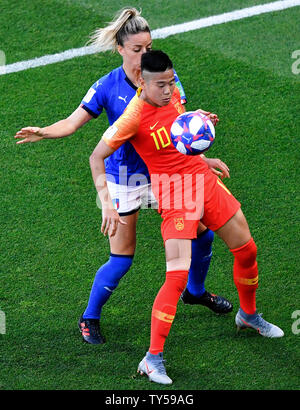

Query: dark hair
left=141, top=50, right=173, bottom=73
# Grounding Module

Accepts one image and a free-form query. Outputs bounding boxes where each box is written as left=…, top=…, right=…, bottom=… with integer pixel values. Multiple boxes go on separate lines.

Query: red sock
left=149, top=270, right=188, bottom=355
left=230, top=237, right=258, bottom=315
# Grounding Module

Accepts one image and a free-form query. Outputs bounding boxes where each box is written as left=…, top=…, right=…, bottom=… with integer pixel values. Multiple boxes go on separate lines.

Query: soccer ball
left=170, top=111, right=215, bottom=155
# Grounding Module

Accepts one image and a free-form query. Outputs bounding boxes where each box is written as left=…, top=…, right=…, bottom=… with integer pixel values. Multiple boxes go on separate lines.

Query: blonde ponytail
left=88, top=8, right=150, bottom=52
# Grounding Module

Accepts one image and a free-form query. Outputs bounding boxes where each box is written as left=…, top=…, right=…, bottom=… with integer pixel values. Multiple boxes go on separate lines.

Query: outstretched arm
left=14, top=105, right=93, bottom=144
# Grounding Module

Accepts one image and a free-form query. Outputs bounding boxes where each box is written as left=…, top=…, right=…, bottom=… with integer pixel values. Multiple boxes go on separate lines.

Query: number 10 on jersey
left=151, top=127, right=171, bottom=150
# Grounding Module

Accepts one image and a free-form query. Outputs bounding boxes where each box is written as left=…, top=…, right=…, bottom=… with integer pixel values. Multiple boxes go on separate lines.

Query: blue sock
left=83, top=253, right=134, bottom=320
left=187, top=229, right=214, bottom=297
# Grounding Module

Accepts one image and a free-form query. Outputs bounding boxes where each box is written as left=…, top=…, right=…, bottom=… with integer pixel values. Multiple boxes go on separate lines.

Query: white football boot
left=137, top=352, right=173, bottom=385
left=235, top=308, right=284, bottom=338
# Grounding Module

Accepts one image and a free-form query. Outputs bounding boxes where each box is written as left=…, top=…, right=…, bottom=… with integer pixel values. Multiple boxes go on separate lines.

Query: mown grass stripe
left=1, top=0, right=299, bottom=76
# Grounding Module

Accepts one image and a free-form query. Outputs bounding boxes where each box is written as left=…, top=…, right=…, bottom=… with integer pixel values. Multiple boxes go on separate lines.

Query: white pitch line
left=152, top=0, right=300, bottom=38
left=1, top=0, right=300, bottom=76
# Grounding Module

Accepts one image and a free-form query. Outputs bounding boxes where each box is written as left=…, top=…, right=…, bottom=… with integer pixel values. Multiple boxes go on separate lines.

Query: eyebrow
left=132, top=42, right=152, bottom=48
left=156, top=77, right=175, bottom=84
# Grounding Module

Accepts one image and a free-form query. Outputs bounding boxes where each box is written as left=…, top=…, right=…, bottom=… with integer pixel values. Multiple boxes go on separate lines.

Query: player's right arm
left=14, top=78, right=106, bottom=143
left=90, top=94, right=143, bottom=236
left=14, top=106, right=93, bottom=144
left=89, top=139, right=127, bottom=237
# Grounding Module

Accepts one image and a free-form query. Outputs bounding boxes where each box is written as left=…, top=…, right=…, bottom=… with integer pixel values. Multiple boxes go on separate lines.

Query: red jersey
left=103, top=87, right=209, bottom=175
left=103, top=87, right=215, bottom=214
left=103, top=86, right=240, bottom=239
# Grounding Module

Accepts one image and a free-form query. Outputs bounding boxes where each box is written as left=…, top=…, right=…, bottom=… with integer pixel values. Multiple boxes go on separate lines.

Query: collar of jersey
left=121, top=66, right=138, bottom=90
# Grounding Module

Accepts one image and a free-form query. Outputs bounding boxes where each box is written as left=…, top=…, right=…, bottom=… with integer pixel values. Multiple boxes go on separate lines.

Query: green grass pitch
left=0, top=0, right=299, bottom=390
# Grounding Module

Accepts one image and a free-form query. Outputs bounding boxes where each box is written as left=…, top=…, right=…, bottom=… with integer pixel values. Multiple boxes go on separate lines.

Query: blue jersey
left=81, top=66, right=186, bottom=185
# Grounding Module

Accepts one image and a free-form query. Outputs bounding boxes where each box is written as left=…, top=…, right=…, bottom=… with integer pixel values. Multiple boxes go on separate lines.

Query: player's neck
left=139, top=90, right=160, bottom=108
left=123, top=64, right=141, bottom=88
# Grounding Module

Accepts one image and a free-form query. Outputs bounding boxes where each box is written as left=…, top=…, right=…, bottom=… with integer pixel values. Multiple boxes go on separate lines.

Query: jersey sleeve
left=172, top=86, right=186, bottom=115
left=81, top=79, right=106, bottom=118
left=173, top=69, right=187, bottom=104
left=102, top=94, right=143, bottom=150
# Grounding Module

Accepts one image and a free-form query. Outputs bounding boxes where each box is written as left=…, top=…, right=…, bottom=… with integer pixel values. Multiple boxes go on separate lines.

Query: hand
left=196, top=109, right=219, bottom=126
left=101, top=207, right=127, bottom=237
left=14, top=127, right=45, bottom=144
left=202, top=157, right=230, bottom=179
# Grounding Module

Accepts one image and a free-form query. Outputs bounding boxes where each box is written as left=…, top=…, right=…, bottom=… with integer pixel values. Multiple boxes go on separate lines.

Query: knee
left=96, top=254, right=134, bottom=288
left=167, top=256, right=191, bottom=272
left=110, top=240, right=136, bottom=255
left=231, top=238, right=257, bottom=268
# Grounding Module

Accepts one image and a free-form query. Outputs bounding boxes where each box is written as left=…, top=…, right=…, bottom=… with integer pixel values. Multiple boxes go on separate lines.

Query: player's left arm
left=174, top=85, right=224, bottom=177
left=173, top=89, right=228, bottom=178
left=195, top=107, right=224, bottom=177
left=196, top=111, right=228, bottom=178
left=173, top=70, right=219, bottom=124
left=196, top=108, right=219, bottom=126
left=201, top=154, right=230, bottom=179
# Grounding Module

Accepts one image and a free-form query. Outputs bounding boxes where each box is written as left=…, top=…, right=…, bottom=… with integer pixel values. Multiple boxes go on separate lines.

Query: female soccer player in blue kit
left=14, top=8, right=232, bottom=344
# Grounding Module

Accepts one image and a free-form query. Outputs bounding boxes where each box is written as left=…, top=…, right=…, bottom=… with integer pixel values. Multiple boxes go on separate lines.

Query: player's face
left=141, top=69, right=176, bottom=107
left=118, top=32, right=152, bottom=72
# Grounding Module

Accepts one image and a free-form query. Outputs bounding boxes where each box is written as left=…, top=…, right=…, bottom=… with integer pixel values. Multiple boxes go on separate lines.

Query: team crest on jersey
left=112, top=198, right=120, bottom=210
left=174, top=217, right=184, bottom=231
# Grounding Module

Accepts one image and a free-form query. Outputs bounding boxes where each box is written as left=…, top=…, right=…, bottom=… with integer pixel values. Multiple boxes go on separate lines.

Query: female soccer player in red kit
left=15, top=9, right=232, bottom=346
left=89, top=50, right=284, bottom=385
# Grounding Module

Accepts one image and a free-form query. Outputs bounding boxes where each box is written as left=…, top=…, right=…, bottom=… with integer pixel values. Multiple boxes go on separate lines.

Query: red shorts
left=160, top=173, right=241, bottom=242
